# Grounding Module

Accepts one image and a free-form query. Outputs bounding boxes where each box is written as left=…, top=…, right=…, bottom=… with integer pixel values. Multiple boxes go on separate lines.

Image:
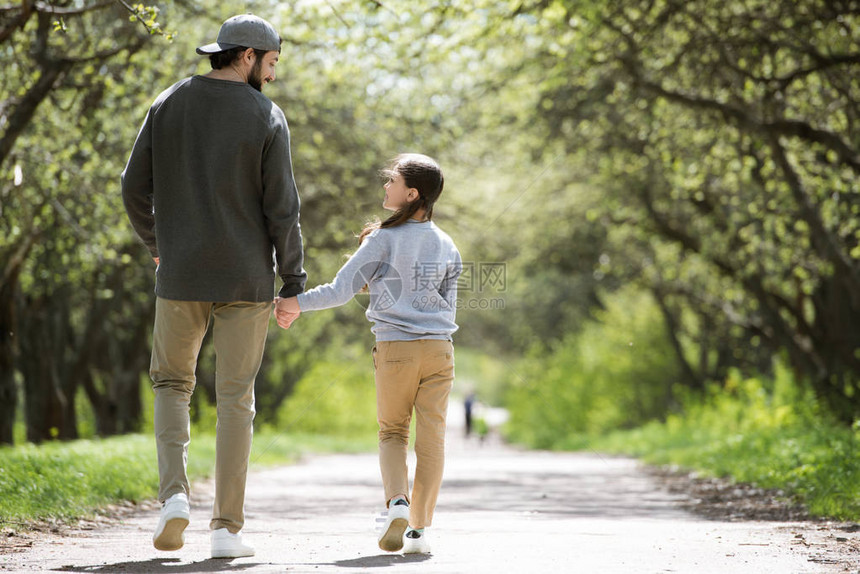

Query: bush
left=504, top=288, right=681, bottom=448
left=595, top=362, right=860, bottom=520
left=274, top=357, right=378, bottom=437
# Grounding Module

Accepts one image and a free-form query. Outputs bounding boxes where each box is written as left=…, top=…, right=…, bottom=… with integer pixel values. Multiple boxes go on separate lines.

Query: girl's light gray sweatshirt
left=297, top=220, right=461, bottom=341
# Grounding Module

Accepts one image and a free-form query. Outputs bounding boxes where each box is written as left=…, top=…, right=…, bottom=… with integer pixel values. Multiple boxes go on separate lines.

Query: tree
left=0, top=0, right=483, bottom=442
left=0, top=0, right=168, bottom=443
left=503, top=0, right=860, bottom=419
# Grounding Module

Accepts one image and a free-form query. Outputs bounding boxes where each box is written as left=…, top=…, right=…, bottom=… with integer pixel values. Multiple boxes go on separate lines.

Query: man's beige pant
left=373, top=339, right=454, bottom=530
left=150, top=297, right=270, bottom=534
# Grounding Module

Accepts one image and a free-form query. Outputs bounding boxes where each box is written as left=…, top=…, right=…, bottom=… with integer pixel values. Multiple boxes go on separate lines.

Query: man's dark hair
left=209, top=47, right=268, bottom=70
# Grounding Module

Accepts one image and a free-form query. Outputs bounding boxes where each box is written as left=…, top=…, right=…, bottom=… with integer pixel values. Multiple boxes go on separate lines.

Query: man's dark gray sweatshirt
left=121, top=75, right=306, bottom=302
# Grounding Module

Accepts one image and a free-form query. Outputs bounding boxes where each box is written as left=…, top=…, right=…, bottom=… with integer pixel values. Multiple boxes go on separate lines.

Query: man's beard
left=249, top=58, right=264, bottom=92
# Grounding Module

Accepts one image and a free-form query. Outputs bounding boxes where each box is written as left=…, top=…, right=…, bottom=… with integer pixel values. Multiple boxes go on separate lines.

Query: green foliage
left=273, top=352, right=378, bottom=437
left=504, top=0, right=860, bottom=416
left=505, top=287, right=681, bottom=448
left=473, top=416, right=489, bottom=438
left=452, top=347, right=513, bottom=407
left=125, top=3, right=174, bottom=38
left=4, top=0, right=858, bottom=451
left=594, top=363, right=860, bottom=521
left=0, top=0, right=181, bottom=443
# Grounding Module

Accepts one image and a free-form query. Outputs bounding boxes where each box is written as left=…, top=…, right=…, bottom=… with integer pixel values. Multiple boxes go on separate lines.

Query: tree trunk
left=0, top=281, right=17, bottom=445
left=113, top=296, right=155, bottom=434
left=651, top=285, right=704, bottom=392
left=18, top=294, right=68, bottom=443
left=810, top=271, right=860, bottom=423
left=0, top=231, right=43, bottom=444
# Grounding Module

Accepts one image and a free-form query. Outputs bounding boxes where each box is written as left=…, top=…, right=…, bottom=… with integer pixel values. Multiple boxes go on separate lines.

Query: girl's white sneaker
left=402, top=528, right=431, bottom=554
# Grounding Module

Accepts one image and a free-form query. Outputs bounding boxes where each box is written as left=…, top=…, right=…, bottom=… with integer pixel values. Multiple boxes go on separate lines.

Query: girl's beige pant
left=150, top=297, right=270, bottom=534
left=373, top=339, right=455, bottom=529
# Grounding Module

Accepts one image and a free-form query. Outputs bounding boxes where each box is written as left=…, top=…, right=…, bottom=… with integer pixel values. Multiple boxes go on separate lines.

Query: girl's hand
left=274, top=296, right=301, bottom=329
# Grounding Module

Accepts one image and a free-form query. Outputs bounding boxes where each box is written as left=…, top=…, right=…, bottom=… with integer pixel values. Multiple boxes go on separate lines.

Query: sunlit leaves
left=449, top=0, right=860, bottom=415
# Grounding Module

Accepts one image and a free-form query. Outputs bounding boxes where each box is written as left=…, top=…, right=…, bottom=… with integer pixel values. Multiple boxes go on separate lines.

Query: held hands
left=273, top=296, right=301, bottom=330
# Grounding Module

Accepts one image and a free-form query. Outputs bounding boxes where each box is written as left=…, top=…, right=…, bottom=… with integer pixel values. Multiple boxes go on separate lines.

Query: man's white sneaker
left=153, top=493, right=190, bottom=551
left=377, top=500, right=410, bottom=552
left=211, top=528, right=255, bottom=558
left=402, top=528, right=431, bottom=554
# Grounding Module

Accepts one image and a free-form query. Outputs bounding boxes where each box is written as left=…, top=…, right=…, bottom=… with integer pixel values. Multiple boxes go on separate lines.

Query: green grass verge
left=590, top=418, right=860, bottom=520
left=0, top=430, right=376, bottom=527
left=554, top=369, right=860, bottom=521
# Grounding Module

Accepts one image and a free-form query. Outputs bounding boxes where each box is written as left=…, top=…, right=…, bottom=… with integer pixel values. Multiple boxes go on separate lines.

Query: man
left=121, top=14, right=304, bottom=559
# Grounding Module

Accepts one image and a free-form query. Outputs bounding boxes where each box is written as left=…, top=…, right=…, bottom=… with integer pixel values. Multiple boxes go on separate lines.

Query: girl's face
left=383, top=173, right=417, bottom=211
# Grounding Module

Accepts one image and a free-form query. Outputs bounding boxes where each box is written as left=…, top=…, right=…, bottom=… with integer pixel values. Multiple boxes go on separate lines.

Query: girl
left=275, top=153, right=461, bottom=554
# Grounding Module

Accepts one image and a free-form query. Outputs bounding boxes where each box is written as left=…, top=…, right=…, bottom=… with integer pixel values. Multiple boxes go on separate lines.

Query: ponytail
left=358, top=197, right=428, bottom=243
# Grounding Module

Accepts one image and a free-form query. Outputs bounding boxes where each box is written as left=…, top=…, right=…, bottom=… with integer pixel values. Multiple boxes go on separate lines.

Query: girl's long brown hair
left=359, top=153, right=444, bottom=244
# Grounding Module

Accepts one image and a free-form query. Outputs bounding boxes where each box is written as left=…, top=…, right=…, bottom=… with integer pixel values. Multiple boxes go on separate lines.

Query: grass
left=1, top=353, right=380, bottom=529
left=558, top=368, right=860, bottom=521
left=0, top=429, right=376, bottom=527
left=591, top=418, right=860, bottom=520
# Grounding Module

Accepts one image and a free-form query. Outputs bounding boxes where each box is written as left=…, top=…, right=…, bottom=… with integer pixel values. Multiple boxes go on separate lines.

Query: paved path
left=2, top=430, right=857, bottom=574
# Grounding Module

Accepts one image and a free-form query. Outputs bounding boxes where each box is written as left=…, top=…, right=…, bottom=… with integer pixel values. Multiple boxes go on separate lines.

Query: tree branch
left=629, top=69, right=860, bottom=172
left=775, top=51, right=860, bottom=89
left=651, top=282, right=705, bottom=392
left=0, top=0, right=33, bottom=44
left=635, top=180, right=822, bottom=366
left=2, top=225, right=42, bottom=288
left=34, top=0, right=113, bottom=16
left=57, top=39, right=144, bottom=64
left=0, top=58, right=71, bottom=169
left=112, top=0, right=165, bottom=36
left=768, top=134, right=860, bottom=307
left=603, top=18, right=860, bottom=173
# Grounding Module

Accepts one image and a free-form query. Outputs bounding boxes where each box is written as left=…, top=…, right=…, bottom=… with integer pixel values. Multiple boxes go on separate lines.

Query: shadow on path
left=51, top=554, right=432, bottom=572
left=439, top=458, right=691, bottom=521
left=312, top=554, right=431, bottom=569
left=53, top=557, right=263, bottom=573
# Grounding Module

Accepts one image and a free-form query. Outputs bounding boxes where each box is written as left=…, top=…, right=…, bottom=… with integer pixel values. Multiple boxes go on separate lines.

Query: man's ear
left=243, top=47, right=256, bottom=64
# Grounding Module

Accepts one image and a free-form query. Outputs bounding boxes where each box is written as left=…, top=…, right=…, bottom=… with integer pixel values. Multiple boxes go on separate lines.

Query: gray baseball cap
left=196, top=14, right=281, bottom=54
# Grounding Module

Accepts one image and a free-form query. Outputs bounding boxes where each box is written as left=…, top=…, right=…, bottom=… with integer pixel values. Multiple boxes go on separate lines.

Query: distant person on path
left=121, top=14, right=305, bottom=559
left=274, top=153, right=461, bottom=554
left=464, top=392, right=475, bottom=437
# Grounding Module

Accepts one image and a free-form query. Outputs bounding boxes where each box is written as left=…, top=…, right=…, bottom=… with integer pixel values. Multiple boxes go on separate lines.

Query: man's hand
left=274, top=296, right=301, bottom=329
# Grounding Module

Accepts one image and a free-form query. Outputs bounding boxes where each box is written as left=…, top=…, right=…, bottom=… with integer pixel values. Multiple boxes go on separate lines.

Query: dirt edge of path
left=646, top=464, right=860, bottom=570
